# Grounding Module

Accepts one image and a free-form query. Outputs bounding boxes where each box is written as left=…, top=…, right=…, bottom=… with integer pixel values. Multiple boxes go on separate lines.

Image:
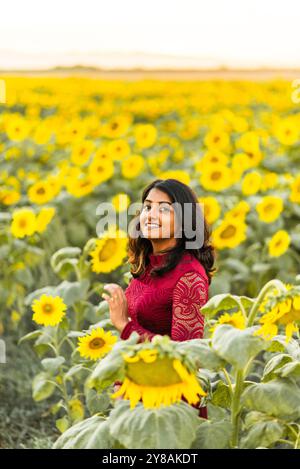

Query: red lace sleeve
left=120, top=318, right=157, bottom=343
left=171, top=271, right=208, bottom=341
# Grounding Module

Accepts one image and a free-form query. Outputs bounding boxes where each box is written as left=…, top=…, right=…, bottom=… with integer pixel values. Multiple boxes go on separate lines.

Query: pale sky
left=1, top=0, right=300, bottom=69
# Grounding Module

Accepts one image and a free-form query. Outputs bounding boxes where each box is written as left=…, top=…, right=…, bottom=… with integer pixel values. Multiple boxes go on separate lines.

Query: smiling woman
left=105, top=178, right=216, bottom=419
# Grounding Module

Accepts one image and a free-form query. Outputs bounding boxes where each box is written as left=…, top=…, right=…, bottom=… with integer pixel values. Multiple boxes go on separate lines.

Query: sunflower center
left=80, top=181, right=90, bottom=188
left=220, top=225, right=236, bottom=239
left=37, top=187, right=45, bottom=194
left=19, top=219, right=27, bottom=228
left=211, top=171, right=221, bottom=180
left=43, top=304, right=53, bottom=314
left=98, top=239, right=117, bottom=261
left=89, top=337, right=105, bottom=349
left=126, top=356, right=182, bottom=386
left=264, top=203, right=275, bottom=213
left=274, top=240, right=283, bottom=248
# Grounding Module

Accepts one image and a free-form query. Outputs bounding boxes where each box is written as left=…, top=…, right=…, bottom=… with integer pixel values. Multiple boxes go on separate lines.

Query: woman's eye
left=160, top=206, right=170, bottom=212
left=143, top=205, right=151, bottom=211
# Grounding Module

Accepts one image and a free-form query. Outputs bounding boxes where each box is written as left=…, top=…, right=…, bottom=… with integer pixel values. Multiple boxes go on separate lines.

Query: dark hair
left=127, top=178, right=216, bottom=284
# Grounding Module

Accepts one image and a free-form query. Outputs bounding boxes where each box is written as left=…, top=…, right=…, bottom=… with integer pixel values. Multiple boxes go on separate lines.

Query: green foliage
left=108, top=400, right=200, bottom=449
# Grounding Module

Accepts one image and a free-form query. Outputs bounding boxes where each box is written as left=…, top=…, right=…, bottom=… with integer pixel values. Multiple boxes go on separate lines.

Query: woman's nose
left=147, top=205, right=160, bottom=220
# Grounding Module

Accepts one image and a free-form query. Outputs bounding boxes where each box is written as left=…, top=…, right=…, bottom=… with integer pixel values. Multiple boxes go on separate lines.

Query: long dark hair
left=127, top=178, right=216, bottom=284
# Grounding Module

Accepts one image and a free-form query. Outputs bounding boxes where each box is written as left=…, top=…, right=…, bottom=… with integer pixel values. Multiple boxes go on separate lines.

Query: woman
left=102, top=178, right=216, bottom=419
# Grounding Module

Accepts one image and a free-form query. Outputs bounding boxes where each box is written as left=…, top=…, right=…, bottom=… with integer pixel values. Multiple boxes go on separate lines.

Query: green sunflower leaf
left=241, top=378, right=300, bottom=420
left=211, top=324, right=267, bottom=369
left=53, top=415, right=113, bottom=449
left=201, top=293, right=254, bottom=318
left=108, top=400, right=200, bottom=449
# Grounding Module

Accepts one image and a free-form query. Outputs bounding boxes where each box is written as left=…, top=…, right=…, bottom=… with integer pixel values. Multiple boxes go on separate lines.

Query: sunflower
left=77, top=327, right=118, bottom=360
left=212, top=217, right=247, bottom=249
left=111, top=193, right=131, bottom=213
left=69, top=398, right=85, bottom=422
left=93, top=145, right=112, bottom=164
left=111, top=348, right=207, bottom=410
left=261, top=172, right=279, bottom=192
left=107, top=139, right=131, bottom=161
left=10, top=207, right=36, bottom=238
left=231, top=153, right=253, bottom=175
left=254, top=286, right=300, bottom=342
left=210, top=311, right=246, bottom=335
left=236, top=131, right=260, bottom=153
left=28, top=180, right=55, bottom=205
left=198, top=196, right=221, bottom=224
left=224, top=201, right=250, bottom=221
left=179, top=119, right=200, bottom=140
left=134, top=124, right=157, bottom=149
left=159, top=170, right=190, bottom=186
left=57, top=119, right=86, bottom=145
left=204, top=129, right=230, bottom=151
left=5, top=114, right=30, bottom=142
left=71, top=141, right=95, bottom=166
left=32, top=294, right=67, bottom=326
left=241, top=171, right=262, bottom=196
left=47, top=174, right=63, bottom=198
left=121, top=155, right=145, bottom=179
left=200, top=165, right=233, bottom=192
left=11, top=310, right=21, bottom=324
left=243, top=148, right=263, bottom=168
left=102, top=114, right=132, bottom=139
left=256, top=196, right=283, bottom=223
left=66, top=175, right=94, bottom=198
left=274, top=118, right=299, bottom=146
left=268, top=230, right=291, bottom=257
left=35, top=207, right=56, bottom=233
left=32, top=120, right=53, bottom=145
left=89, top=227, right=128, bottom=273
left=1, top=188, right=20, bottom=205
left=195, top=150, right=229, bottom=172
left=88, top=158, right=114, bottom=185
left=289, top=175, right=300, bottom=203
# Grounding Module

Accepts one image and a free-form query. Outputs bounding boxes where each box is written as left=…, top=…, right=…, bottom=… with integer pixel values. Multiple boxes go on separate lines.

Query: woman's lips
left=145, top=223, right=161, bottom=228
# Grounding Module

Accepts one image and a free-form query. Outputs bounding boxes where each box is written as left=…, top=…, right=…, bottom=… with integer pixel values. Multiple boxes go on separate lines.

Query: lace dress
left=114, top=250, right=209, bottom=419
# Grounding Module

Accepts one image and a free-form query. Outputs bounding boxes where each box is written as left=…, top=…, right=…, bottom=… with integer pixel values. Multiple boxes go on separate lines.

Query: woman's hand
left=101, top=283, right=129, bottom=333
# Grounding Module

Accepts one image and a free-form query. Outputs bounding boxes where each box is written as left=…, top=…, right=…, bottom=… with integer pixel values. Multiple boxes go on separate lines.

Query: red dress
left=114, top=250, right=209, bottom=419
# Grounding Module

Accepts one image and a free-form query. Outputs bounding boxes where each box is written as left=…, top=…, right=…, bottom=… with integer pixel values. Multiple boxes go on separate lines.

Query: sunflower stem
left=230, top=369, right=244, bottom=448
left=221, top=367, right=234, bottom=397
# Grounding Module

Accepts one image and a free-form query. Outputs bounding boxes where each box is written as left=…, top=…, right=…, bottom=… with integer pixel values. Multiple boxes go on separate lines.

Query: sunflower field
left=1, top=76, right=300, bottom=449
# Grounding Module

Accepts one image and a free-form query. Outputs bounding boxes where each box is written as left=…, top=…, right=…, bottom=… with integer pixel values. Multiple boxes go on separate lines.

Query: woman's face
left=140, top=188, right=177, bottom=239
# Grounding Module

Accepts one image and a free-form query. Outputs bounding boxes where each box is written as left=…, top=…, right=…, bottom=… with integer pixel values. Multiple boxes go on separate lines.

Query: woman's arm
left=171, top=271, right=208, bottom=341
left=121, top=270, right=208, bottom=343
left=120, top=318, right=158, bottom=343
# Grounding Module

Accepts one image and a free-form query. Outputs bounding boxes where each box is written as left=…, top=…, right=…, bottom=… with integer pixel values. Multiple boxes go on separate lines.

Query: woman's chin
left=141, top=231, right=163, bottom=239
